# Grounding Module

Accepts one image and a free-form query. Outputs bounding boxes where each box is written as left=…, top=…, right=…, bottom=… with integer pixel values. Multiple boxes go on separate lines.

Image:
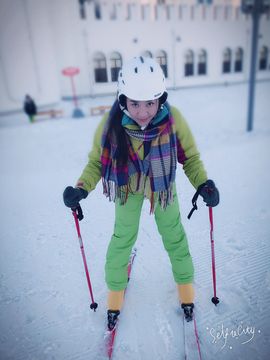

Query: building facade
left=0, top=0, right=269, bottom=112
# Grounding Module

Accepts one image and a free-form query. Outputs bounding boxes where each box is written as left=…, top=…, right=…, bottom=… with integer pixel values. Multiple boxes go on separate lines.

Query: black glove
left=63, top=186, right=88, bottom=208
left=198, top=179, right=219, bottom=207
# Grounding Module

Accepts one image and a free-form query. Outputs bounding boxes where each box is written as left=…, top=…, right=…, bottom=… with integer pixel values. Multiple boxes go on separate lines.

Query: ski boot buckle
left=107, top=310, right=120, bottom=331
left=181, top=303, right=194, bottom=322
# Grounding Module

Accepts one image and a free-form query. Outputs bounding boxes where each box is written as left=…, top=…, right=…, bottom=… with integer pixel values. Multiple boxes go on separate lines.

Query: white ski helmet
left=117, top=56, right=167, bottom=104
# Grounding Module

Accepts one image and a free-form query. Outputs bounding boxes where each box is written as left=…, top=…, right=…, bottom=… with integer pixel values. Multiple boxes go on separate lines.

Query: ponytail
left=107, top=99, right=129, bottom=166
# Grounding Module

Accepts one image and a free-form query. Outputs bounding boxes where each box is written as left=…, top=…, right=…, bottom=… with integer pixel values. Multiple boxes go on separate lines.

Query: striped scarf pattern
left=101, top=113, right=177, bottom=213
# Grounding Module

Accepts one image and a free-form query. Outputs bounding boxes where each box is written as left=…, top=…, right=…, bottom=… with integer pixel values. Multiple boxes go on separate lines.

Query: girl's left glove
left=63, top=186, right=88, bottom=208
left=198, top=179, right=219, bottom=207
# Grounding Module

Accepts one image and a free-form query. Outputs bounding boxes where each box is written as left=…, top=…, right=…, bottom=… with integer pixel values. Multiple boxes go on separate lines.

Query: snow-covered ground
left=0, top=82, right=270, bottom=360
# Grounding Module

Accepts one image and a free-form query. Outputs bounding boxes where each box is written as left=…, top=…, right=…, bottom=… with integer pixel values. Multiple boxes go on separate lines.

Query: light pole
left=241, top=0, right=270, bottom=132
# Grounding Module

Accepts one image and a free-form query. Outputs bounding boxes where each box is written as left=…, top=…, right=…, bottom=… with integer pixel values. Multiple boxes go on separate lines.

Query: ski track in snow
left=0, top=82, right=270, bottom=360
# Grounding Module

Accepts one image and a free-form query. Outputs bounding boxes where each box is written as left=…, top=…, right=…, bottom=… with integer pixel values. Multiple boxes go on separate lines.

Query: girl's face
left=126, top=98, right=159, bottom=128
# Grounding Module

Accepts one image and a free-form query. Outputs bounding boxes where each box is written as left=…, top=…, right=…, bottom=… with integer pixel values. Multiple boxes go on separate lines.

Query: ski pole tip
left=90, top=302, right=98, bottom=311
left=211, top=296, right=220, bottom=306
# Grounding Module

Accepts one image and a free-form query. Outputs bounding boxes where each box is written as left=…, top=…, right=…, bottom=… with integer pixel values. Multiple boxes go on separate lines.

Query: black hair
left=107, top=99, right=129, bottom=166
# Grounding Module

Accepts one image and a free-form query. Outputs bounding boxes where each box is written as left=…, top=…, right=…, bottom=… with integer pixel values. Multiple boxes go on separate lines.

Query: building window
left=93, top=52, right=108, bottom=83
left=78, top=0, right=86, bottom=19
left=259, top=46, right=268, bottom=70
left=235, top=47, right=243, bottom=72
left=141, top=51, right=153, bottom=58
left=198, top=49, right=207, bottom=75
left=156, top=50, right=168, bottom=78
left=94, top=3, right=101, bottom=19
left=110, top=52, right=122, bottom=82
left=198, top=0, right=212, bottom=3
left=185, top=50, right=194, bottom=76
left=222, top=48, right=231, bottom=73
left=110, top=4, right=117, bottom=20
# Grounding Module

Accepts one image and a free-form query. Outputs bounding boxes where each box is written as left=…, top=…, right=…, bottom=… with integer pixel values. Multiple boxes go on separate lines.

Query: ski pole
left=71, top=205, right=98, bottom=311
left=209, top=207, right=219, bottom=305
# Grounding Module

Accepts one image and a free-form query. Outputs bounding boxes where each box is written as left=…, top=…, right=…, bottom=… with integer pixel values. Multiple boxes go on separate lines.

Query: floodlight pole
left=247, top=6, right=259, bottom=132
left=241, top=0, right=269, bottom=132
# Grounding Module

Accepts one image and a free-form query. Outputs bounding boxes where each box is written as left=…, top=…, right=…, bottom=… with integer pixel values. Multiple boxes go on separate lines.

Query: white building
left=0, top=0, right=269, bottom=112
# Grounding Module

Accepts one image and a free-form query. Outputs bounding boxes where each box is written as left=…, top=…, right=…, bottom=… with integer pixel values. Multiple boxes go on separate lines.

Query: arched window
left=110, top=52, right=122, bottom=82
left=78, top=0, right=86, bottom=19
left=222, top=48, right=231, bottom=73
left=94, top=3, right=101, bottom=19
left=141, top=51, right=153, bottom=58
left=198, top=49, right=207, bottom=75
left=185, top=50, right=194, bottom=76
left=235, top=47, right=243, bottom=72
left=93, top=52, right=107, bottom=83
left=259, top=46, right=268, bottom=70
left=155, top=50, right=168, bottom=78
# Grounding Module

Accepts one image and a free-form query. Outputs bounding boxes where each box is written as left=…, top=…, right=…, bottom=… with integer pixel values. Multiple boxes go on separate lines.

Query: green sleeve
left=76, top=113, right=109, bottom=193
left=171, top=106, right=207, bottom=189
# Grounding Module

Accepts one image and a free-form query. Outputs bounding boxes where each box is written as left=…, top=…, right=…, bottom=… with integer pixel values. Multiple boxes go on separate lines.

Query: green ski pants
left=105, top=189, right=194, bottom=291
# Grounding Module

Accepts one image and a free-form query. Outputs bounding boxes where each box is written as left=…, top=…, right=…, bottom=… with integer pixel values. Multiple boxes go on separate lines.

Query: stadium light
left=241, top=0, right=270, bottom=131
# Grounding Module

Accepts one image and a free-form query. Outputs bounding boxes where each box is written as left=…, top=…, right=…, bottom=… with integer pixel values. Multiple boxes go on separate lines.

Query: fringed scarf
left=101, top=108, right=177, bottom=213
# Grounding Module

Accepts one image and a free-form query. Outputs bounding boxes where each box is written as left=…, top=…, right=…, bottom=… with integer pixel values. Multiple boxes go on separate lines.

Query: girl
left=63, top=56, right=219, bottom=329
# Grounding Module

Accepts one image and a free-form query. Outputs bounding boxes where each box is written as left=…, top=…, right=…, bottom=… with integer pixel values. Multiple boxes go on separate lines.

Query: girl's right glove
left=63, top=186, right=88, bottom=208
left=198, top=179, right=219, bottom=207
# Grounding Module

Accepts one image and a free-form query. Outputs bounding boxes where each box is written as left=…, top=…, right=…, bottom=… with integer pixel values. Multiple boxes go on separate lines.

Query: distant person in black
left=24, top=94, right=37, bottom=123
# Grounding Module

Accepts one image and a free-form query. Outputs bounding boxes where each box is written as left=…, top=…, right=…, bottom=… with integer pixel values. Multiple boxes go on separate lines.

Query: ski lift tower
left=241, top=0, right=270, bottom=132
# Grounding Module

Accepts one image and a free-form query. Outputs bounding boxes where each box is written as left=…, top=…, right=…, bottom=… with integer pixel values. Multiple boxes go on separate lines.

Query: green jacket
left=77, top=106, right=207, bottom=194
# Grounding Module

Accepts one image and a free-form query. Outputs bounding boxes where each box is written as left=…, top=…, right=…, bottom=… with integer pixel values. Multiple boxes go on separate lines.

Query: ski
left=182, top=310, right=202, bottom=360
left=105, top=248, right=137, bottom=359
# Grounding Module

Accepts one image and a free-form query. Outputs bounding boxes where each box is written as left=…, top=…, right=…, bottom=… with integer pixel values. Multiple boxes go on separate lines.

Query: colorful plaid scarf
left=101, top=110, right=177, bottom=213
